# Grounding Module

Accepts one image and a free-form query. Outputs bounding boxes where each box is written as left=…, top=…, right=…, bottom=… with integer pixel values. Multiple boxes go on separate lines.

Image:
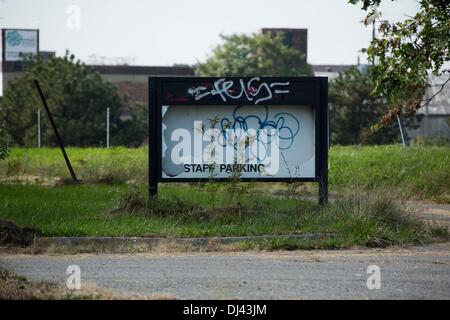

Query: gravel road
left=1, top=242, right=449, bottom=299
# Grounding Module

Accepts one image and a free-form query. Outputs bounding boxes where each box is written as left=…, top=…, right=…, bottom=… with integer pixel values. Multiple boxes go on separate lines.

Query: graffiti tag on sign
left=187, top=77, right=290, bottom=104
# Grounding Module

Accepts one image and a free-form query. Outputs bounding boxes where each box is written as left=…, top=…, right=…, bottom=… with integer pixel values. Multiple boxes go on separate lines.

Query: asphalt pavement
left=1, top=242, right=449, bottom=299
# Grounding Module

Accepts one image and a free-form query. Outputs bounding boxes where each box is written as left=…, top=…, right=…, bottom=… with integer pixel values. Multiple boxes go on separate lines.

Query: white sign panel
left=4, top=29, right=38, bottom=61
left=161, top=104, right=315, bottom=179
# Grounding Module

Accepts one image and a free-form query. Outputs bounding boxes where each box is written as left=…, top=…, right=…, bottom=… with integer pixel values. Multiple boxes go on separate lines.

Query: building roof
left=1, top=51, right=56, bottom=72
left=2, top=58, right=196, bottom=76
left=91, top=64, right=195, bottom=76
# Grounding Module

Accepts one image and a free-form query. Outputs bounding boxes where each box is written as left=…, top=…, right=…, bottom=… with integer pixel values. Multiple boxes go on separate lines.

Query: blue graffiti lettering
left=218, top=106, right=300, bottom=162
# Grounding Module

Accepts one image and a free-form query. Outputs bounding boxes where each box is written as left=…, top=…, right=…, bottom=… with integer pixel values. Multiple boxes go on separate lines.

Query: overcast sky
left=1, top=0, right=420, bottom=66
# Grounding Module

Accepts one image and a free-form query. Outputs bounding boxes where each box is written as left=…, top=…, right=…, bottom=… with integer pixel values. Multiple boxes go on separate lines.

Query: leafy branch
left=349, top=0, right=450, bottom=128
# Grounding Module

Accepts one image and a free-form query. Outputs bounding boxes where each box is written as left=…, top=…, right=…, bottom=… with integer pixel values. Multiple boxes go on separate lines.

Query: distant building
left=312, top=64, right=354, bottom=79
left=261, top=28, right=359, bottom=80
left=409, top=73, right=450, bottom=139
left=1, top=54, right=195, bottom=119
left=91, top=64, right=194, bottom=119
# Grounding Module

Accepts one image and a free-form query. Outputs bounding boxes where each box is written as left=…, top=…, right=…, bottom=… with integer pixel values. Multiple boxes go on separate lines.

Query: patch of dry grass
left=0, top=268, right=176, bottom=300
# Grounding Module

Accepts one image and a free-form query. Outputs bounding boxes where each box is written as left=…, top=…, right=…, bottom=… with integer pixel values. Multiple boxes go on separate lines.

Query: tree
left=111, top=102, right=147, bottom=147
left=196, top=33, right=312, bottom=77
left=349, top=0, right=450, bottom=127
left=329, top=67, right=420, bottom=144
left=0, top=52, right=141, bottom=147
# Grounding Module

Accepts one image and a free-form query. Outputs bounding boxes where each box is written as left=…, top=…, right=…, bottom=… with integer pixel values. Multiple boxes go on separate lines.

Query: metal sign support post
left=148, top=78, right=158, bottom=197
left=318, top=78, right=329, bottom=205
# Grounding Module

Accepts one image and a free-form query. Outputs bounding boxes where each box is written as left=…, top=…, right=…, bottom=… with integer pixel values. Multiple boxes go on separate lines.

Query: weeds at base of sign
left=108, top=182, right=449, bottom=247
left=109, top=183, right=256, bottom=221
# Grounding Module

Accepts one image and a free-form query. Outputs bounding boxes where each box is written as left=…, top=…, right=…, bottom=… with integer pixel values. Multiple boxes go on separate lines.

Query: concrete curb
left=22, top=233, right=337, bottom=253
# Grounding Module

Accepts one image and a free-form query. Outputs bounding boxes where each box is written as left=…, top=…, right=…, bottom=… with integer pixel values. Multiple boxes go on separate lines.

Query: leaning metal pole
left=34, top=79, right=78, bottom=182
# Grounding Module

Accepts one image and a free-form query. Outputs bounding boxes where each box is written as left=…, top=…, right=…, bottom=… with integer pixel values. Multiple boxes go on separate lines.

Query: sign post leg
left=148, top=77, right=158, bottom=197
left=319, top=77, right=329, bottom=205
left=319, top=172, right=328, bottom=205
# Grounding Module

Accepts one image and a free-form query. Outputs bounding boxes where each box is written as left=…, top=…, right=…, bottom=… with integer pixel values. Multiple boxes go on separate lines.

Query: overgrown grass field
left=0, top=183, right=445, bottom=249
left=1, top=145, right=449, bottom=201
left=0, top=145, right=448, bottom=249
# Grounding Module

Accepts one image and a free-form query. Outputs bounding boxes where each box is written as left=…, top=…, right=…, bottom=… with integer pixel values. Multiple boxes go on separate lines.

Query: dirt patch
left=406, top=201, right=450, bottom=228
left=0, top=220, right=41, bottom=247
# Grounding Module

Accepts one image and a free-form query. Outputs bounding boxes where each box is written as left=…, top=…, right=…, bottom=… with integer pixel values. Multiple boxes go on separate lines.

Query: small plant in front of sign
left=224, top=157, right=245, bottom=217
left=204, top=116, right=221, bottom=209
left=281, top=152, right=306, bottom=198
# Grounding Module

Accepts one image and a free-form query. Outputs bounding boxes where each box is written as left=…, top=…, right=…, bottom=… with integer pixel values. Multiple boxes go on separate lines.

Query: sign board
left=2, top=29, right=39, bottom=62
left=149, top=77, right=329, bottom=203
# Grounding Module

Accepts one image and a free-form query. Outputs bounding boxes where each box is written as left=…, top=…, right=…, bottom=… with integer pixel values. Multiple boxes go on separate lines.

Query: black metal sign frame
left=148, top=77, right=328, bottom=204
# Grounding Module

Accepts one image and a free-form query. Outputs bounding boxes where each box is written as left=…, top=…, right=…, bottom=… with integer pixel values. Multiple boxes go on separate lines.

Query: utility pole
left=106, top=107, right=110, bottom=148
left=366, top=10, right=381, bottom=66
left=37, top=109, right=41, bottom=148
